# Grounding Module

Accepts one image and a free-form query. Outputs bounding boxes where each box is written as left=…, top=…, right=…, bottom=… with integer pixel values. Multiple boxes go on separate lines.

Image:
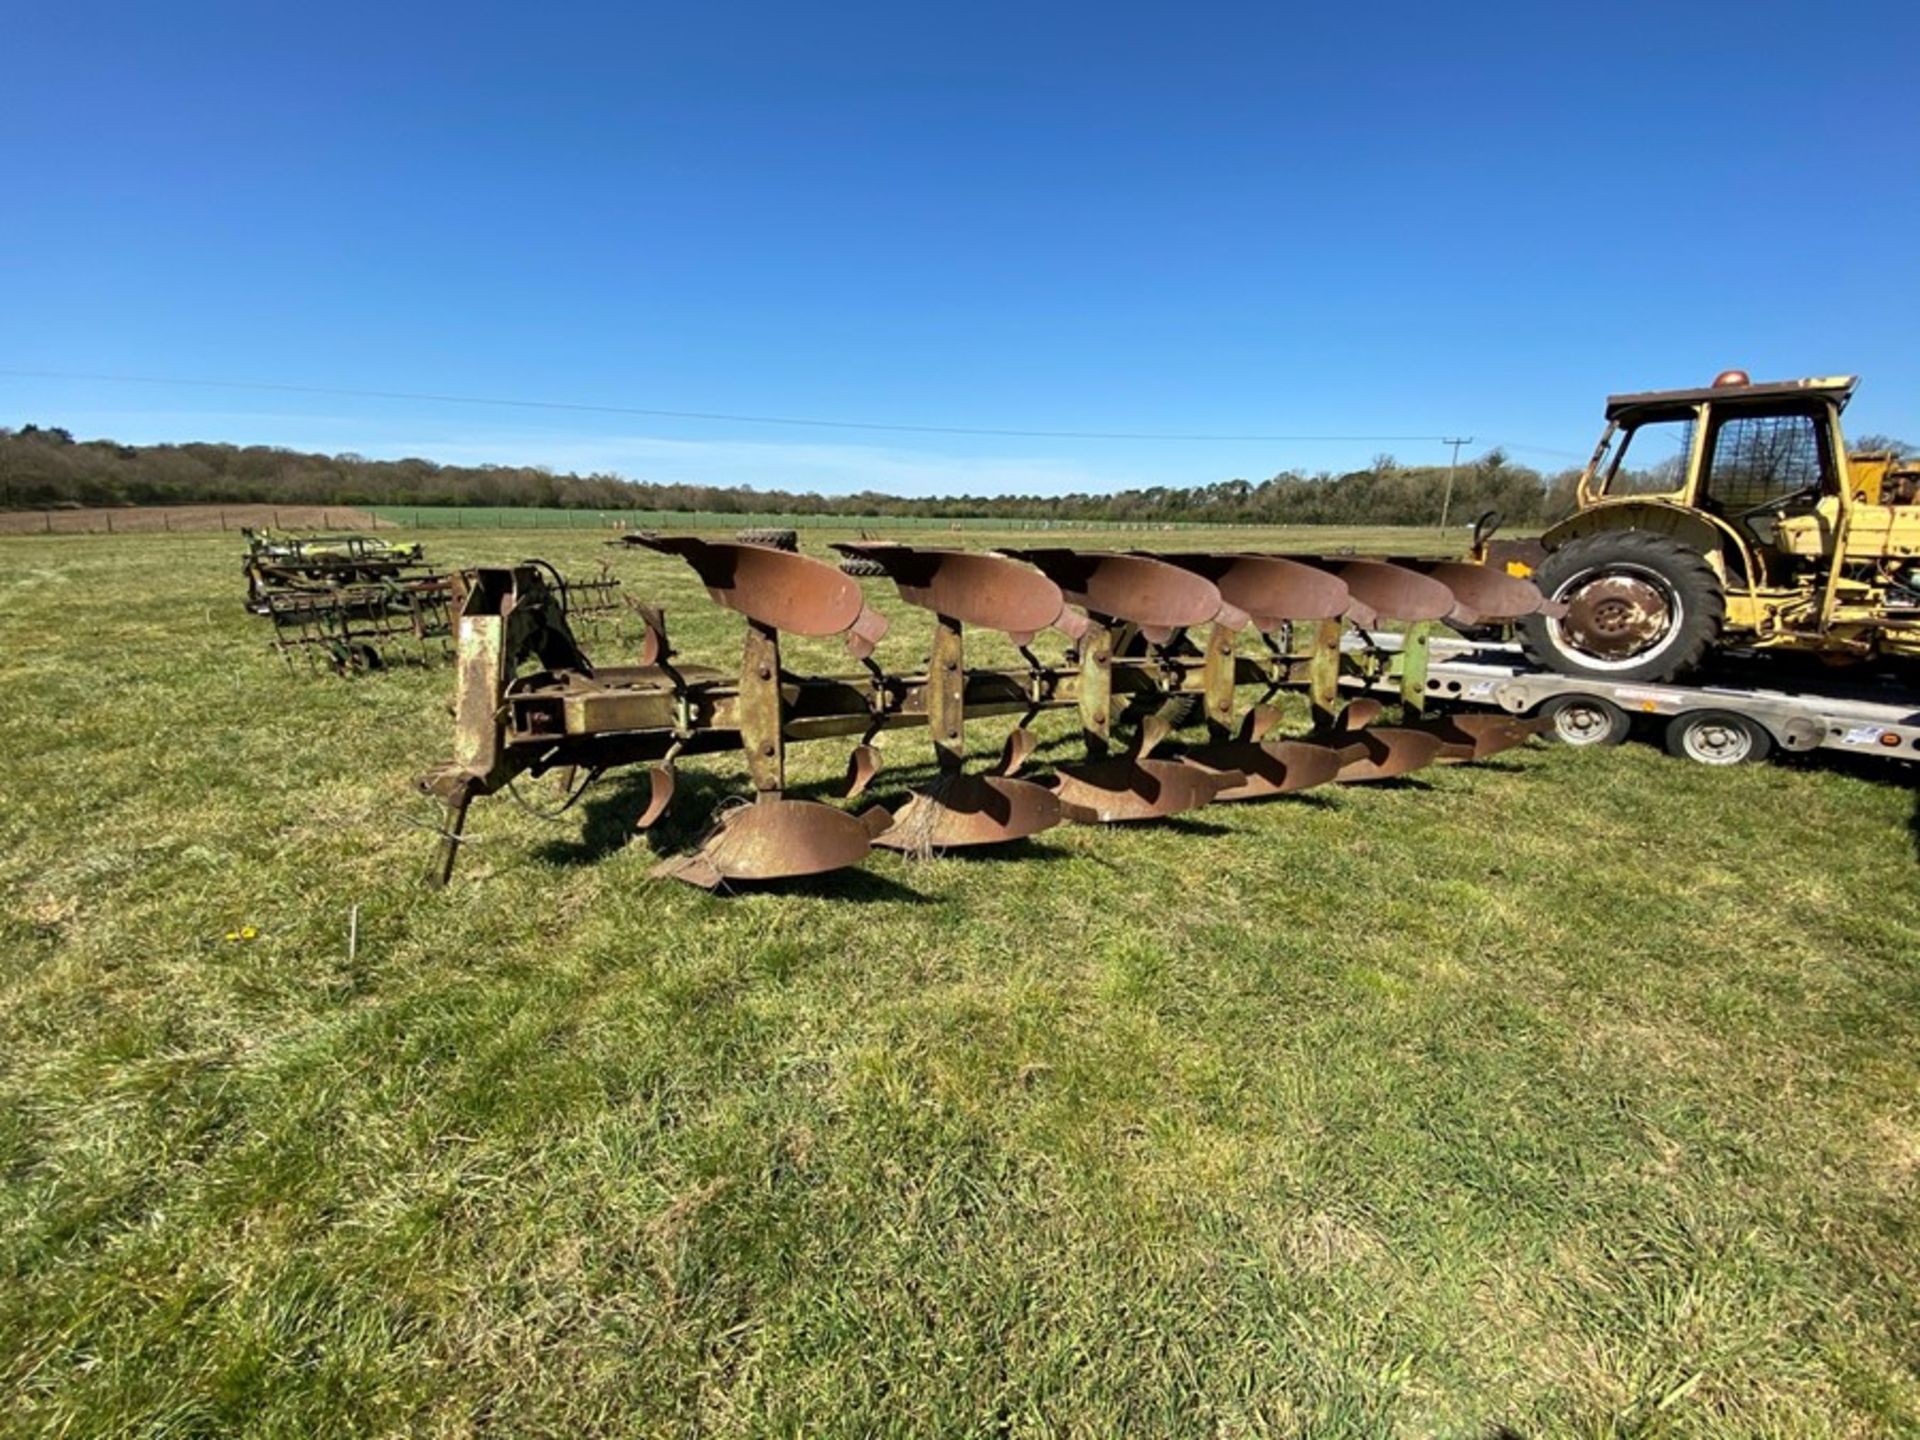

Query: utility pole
left=1439, top=436, right=1474, bottom=532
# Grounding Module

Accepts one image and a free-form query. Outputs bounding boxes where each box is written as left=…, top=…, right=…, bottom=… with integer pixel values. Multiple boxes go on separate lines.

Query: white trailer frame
left=1347, top=634, right=1920, bottom=767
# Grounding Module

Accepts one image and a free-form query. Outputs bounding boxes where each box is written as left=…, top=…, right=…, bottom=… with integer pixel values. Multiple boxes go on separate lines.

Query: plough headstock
left=416, top=542, right=1557, bottom=890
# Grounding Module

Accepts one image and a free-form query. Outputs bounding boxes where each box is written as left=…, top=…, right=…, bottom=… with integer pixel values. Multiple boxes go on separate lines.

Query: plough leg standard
left=418, top=541, right=1560, bottom=888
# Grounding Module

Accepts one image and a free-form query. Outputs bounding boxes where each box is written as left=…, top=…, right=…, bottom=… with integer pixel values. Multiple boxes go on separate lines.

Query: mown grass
left=0, top=526, right=1915, bottom=1437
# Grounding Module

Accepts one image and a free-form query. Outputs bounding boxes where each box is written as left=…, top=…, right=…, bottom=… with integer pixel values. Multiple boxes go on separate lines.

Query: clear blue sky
left=5, top=0, right=1916, bottom=496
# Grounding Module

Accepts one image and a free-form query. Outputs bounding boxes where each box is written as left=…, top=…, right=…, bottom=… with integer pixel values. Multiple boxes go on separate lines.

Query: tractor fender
left=1540, top=498, right=1765, bottom=589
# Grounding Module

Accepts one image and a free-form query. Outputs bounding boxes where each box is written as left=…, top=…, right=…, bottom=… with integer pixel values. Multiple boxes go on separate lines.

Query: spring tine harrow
left=247, top=532, right=622, bottom=676
left=418, top=540, right=1555, bottom=890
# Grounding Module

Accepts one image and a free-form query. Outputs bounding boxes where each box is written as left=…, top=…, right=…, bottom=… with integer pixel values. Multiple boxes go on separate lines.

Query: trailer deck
left=1348, top=634, right=1920, bottom=766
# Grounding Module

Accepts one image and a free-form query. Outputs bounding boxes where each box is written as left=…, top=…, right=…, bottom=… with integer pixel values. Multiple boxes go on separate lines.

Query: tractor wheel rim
left=1548, top=563, right=1683, bottom=669
left=1680, top=719, right=1751, bottom=764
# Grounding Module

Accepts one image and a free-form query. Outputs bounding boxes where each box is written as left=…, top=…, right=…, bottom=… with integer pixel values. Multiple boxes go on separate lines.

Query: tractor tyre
left=838, top=554, right=891, bottom=578
left=1518, top=531, right=1723, bottom=683
left=735, top=527, right=799, bottom=552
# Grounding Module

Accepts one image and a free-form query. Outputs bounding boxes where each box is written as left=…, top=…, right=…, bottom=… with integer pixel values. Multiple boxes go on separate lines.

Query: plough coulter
left=417, top=537, right=1561, bottom=889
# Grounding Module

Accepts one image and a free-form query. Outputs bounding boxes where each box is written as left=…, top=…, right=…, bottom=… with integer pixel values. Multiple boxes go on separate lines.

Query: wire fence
left=0, top=505, right=398, bottom=536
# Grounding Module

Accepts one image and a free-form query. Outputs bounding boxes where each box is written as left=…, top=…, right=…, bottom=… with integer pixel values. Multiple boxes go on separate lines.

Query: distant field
left=0, top=526, right=1914, bottom=1436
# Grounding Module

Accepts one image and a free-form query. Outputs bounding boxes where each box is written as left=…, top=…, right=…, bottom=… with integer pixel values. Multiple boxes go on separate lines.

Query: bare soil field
left=0, top=503, right=391, bottom=535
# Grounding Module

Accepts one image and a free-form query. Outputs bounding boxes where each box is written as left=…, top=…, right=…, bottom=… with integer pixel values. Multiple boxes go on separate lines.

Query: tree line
left=1, top=422, right=1592, bottom=526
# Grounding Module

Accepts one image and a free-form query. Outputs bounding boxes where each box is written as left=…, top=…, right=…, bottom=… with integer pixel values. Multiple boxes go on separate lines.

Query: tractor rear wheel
left=1519, top=531, right=1723, bottom=682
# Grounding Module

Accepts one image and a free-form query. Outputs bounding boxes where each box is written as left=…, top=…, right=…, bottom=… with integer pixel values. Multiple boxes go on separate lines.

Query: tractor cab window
left=1601, top=417, right=1695, bottom=496
left=1700, top=412, right=1832, bottom=517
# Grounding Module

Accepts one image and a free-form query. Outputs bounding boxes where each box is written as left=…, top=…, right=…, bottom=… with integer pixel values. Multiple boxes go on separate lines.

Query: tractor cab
left=1577, top=372, right=1856, bottom=584
left=1520, top=372, right=1920, bottom=681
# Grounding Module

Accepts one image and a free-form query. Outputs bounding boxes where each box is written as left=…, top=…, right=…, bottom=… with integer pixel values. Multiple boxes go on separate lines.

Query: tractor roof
left=1605, top=374, right=1857, bottom=423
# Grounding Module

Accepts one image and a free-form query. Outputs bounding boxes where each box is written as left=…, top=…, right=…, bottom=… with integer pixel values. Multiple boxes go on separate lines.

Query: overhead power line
left=0, top=366, right=1464, bottom=446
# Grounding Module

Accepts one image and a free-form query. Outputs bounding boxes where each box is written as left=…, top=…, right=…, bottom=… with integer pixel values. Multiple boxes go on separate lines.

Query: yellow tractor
left=1514, top=371, right=1920, bottom=681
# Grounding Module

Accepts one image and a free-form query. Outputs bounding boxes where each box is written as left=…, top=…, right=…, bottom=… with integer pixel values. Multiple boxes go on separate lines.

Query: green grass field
left=1, top=525, right=1915, bottom=1437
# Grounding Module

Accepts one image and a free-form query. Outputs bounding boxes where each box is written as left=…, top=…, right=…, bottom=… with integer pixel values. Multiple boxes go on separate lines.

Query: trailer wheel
left=1540, top=694, right=1631, bottom=747
left=1663, top=709, right=1771, bottom=766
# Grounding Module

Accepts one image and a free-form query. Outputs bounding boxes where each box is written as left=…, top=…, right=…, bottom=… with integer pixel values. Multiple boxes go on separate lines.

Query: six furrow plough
left=417, top=537, right=1563, bottom=889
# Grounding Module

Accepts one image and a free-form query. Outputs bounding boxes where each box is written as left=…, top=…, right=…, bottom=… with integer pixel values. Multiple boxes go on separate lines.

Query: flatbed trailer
left=1347, top=633, right=1920, bottom=768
